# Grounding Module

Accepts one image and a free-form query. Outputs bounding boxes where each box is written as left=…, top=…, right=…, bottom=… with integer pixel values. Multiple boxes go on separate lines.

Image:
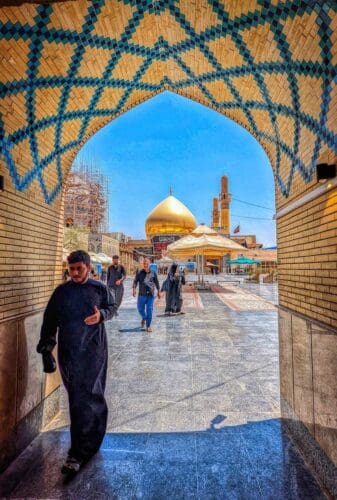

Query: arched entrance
left=0, top=0, right=336, bottom=494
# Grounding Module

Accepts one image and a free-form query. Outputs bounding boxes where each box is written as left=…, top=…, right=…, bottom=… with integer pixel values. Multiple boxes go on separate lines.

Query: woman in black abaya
left=163, top=263, right=186, bottom=315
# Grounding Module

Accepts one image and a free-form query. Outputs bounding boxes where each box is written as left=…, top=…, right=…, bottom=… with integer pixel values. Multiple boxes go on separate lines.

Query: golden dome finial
left=169, top=186, right=173, bottom=196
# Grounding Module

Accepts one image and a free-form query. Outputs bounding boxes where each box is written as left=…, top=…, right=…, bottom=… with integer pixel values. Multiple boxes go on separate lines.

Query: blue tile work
left=0, top=0, right=336, bottom=203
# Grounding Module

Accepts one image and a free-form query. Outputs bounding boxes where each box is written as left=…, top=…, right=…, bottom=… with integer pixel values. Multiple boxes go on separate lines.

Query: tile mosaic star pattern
left=0, top=0, right=336, bottom=204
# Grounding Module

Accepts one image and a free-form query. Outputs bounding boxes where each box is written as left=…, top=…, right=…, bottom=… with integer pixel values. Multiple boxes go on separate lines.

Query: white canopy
left=191, top=224, right=219, bottom=236
left=167, top=224, right=247, bottom=283
left=96, top=253, right=113, bottom=265
left=167, top=232, right=246, bottom=257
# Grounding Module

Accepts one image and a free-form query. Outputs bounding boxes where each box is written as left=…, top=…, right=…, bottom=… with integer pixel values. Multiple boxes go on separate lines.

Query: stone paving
left=0, top=278, right=325, bottom=499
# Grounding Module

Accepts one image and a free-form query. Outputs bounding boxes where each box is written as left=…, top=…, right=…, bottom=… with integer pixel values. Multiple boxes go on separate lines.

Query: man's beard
left=72, top=272, right=89, bottom=284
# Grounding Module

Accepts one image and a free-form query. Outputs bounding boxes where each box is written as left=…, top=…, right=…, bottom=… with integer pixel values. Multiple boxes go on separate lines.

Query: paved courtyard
left=0, top=278, right=325, bottom=499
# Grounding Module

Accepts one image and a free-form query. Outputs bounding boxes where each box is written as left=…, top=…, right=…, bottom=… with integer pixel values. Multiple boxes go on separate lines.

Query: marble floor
left=0, top=279, right=325, bottom=499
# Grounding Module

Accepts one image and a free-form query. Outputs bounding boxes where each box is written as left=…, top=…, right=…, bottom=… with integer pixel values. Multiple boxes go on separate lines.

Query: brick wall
left=278, top=186, right=337, bottom=328
left=0, top=165, right=63, bottom=471
left=0, top=164, right=64, bottom=323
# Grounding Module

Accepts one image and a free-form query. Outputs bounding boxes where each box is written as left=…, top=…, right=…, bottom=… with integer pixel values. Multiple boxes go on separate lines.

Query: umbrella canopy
left=191, top=224, right=218, bottom=236
left=96, top=253, right=112, bottom=265
left=167, top=233, right=247, bottom=257
left=156, top=256, right=174, bottom=264
left=167, top=227, right=247, bottom=285
left=228, top=256, right=261, bottom=265
left=89, top=252, right=104, bottom=264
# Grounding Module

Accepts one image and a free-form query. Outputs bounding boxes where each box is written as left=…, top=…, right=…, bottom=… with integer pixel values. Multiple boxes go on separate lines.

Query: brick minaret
left=211, top=197, right=220, bottom=229
left=220, top=175, right=231, bottom=235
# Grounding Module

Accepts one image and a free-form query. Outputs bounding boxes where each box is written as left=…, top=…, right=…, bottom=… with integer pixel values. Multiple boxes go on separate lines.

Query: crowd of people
left=37, top=250, right=186, bottom=476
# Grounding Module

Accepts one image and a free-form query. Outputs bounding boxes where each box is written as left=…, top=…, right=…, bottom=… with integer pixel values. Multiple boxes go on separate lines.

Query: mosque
left=132, top=175, right=264, bottom=263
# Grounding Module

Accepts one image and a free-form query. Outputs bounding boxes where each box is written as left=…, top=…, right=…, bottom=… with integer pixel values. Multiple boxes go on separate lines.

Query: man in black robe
left=163, top=263, right=186, bottom=315
left=37, top=250, right=116, bottom=475
left=107, top=254, right=126, bottom=316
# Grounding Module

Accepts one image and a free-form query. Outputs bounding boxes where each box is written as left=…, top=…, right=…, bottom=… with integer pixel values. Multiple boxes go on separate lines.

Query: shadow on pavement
left=0, top=416, right=325, bottom=499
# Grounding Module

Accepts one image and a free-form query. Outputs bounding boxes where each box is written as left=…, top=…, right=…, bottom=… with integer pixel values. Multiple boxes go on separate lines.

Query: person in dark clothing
left=133, top=257, right=161, bottom=332
left=107, top=255, right=126, bottom=316
left=100, top=268, right=107, bottom=284
left=36, top=250, right=116, bottom=476
left=163, top=263, right=186, bottom=315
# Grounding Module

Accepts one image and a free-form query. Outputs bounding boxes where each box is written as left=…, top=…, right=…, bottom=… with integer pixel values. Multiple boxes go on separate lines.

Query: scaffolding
left=64, top=160, right=109, bottom=233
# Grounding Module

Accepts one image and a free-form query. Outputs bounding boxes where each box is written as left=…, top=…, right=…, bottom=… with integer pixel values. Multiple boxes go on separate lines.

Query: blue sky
left=75, top=91, right=276, bottom=247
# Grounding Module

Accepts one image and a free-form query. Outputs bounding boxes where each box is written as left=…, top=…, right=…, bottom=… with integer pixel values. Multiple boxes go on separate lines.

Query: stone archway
left=0, top=0, right=336, bottom=493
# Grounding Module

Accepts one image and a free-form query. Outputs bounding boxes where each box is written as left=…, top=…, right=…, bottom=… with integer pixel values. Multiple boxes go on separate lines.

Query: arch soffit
left=0, top=0, right=336, bottom=204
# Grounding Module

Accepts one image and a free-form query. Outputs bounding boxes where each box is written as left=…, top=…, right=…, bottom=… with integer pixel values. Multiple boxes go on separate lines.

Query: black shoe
left=61, top=456, right=82, bottom=475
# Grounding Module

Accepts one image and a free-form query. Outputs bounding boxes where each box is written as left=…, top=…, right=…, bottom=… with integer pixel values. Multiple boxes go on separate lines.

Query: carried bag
left=161, top=278, right=169, bottom=292
left=144, top=271, right=156, bottom=296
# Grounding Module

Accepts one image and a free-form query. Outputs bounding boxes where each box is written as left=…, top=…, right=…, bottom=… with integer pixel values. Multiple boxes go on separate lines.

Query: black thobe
left=165, top=267, right=186, bottom=313
left=107, top=264, right=126, bottom=310
left=37, top=278, right=116, bottom=461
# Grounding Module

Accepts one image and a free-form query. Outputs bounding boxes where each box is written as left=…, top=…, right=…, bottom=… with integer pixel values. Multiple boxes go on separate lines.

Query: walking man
left=107, top=255, right=126, bottom=316
left=37, top=250, right=116, bottom=475
left=133, top=257, right=161, bottom=332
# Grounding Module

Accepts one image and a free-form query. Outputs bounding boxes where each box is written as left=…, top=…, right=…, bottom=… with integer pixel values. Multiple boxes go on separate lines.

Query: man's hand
left=132, top=288, right=136, bottom=297
left=157, top=291, right=161, bottom=299
left=115, top=279, right=121, bottom=286
left=84, top=306, right=101, bottom=325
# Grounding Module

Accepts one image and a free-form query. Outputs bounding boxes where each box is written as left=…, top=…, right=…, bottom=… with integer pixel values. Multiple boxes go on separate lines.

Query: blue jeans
left=137, top=295, right=155, bottom=327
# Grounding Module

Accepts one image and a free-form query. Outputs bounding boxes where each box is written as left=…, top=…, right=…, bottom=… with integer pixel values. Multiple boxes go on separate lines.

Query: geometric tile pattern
left=0, top=0, right=336, bottom=203
left=213, top=286, right=276, bottom=311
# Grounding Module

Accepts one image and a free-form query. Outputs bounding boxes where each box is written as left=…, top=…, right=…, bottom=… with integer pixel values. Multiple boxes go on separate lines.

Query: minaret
left=220, top=175, right=231, bottom=235
left=211, top=197, right=220, bottom=229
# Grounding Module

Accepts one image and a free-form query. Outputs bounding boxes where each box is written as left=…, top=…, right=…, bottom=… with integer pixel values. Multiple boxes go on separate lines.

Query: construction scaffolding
left=63, top=160, right=109, bottom=233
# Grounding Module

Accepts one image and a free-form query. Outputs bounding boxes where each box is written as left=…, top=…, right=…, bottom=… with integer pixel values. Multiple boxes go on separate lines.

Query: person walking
left=133, top=257, right=161, bottom=332
left=163, top=263, right=186, bottom=315
left=36, top=250, right=116, bottom=476
left=100, top=268, right=107, bottom=284
left=107, top=255, right=126, bottom=317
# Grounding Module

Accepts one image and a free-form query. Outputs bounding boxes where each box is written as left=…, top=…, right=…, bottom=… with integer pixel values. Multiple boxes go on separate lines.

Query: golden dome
left=145, top=195, right=197, bottom=237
